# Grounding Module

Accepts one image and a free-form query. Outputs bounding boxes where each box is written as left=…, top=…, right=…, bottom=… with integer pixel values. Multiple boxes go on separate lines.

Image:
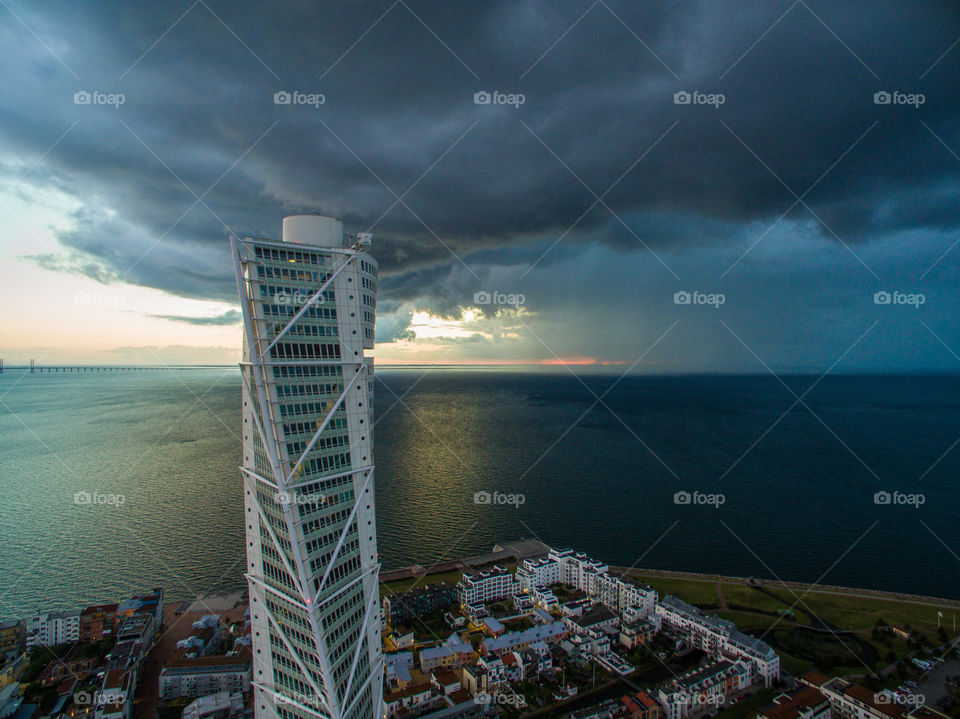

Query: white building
left=797, top=672, right=941, bottom=719
left=516, top=556, right=562, bottom=590
left=159, top=647, right=252, bottom=701
left=657, top=660, right=753, bottom=719
left=516, top=547, right=658, bottom=619
left=456, top=566, right=520, bottom=607
left=26, top=610, right=80, bottom=647
left=656, top=595, right=780, bottom=686
left=182, top=691, right=245, bottom=719
left=563, top=605, right=618, bottom=656
left=528, top=586, right=559, bottom=612
left=233, top=216, right=382, bottom=719
left=482, top=622, right=568, bottom=656
left=418, top=634, right=473, bottom=672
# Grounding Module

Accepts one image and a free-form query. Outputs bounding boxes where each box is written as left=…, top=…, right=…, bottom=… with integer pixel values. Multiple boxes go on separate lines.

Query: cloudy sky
left=1, top=0, right=959, bottom=371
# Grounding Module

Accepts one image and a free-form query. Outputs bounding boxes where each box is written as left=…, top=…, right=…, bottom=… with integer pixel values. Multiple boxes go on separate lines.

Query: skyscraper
left=232, top=216, right=382, bottom=719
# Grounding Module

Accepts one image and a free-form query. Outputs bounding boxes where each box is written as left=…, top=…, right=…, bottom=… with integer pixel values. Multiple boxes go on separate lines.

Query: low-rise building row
left=656, top=595, right=780, bottom=686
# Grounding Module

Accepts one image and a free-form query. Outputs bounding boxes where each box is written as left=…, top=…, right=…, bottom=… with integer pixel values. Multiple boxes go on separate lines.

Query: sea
left=0, top=367, right=958, bottom=617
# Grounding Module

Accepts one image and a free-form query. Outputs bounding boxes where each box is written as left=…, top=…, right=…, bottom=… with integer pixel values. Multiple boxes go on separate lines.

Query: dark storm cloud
left=3, top=0, right=960, bottom=368
left=148, top=309, right=241, bottom=326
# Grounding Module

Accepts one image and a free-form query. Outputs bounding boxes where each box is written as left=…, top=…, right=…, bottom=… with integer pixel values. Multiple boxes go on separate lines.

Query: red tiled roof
left=384, top=683, right=433, bottom=702
left=81, top=604, right=118, bottom=615
left=844, top=684, right=907, bottom=719
left=635, top=691, right=659, bottom=709
left=800, top=670, right=831, bottom=687
left=432, top=669, right=459, bottom=686
left=760, top=687, right=829, bottom=719
left=103, top=670, right=125, bottom=689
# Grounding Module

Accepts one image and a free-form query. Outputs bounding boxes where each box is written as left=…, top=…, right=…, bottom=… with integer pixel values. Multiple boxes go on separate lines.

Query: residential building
left=620, top=617, right=656, bottom=649
left=116, top=614, right=155, bottom=647
left=105, top=639, right=143, bottom=679
left=759, top=685, right=832, bottom=719
left=481, top=617, right=504, bottom=637
left=656, top=660, right=753, bottom=719
left=94, top=669, right=132, bottom=719
left=384, top=653, right=413, bottom=688
left=26, top=610, right=80, bottom=648
left=564, top=605, right=618, bottom=656
left=0, top=623, right=22, bottom=659
left=477, top=655, right=505, bottom=685
left=519, top=645, right=552, bottom=678
left=516, top=556, right=563, bottom=590
left=383, top=683, right=435, bottom=718
left=383, top=583, right=457, bottom=627
left=621, top=690, right=662, bottom=719
left=430, top=669, right=461, bottom=696
left=158, top=646, right=252, bottom=700
left=656, top=595, right=780, bottom=686
left=798, top=674, right=950, bottom=719
left=529, top=586, right=559, bottom=612
left=0, top=655, right=25, bottom=689
left=516, top=548, right=657, bottom=618
left=456, top=566, right=520, bottom=608
left=418, top=689, right=485, bottom=718
left=181, top=691, right=245, bottom=719
left=233, top=216, right=382, bottom=719
left=501, top=652, right=523, bottom=683
left=79, top=605, right=118, bottom=643
left=459, top=664, right=487, bottom=697
left=481, top=622, right=568, bottom=655
left=420, top=635, right=474, bottom=672
left=116, top=590, right=163, bottom=624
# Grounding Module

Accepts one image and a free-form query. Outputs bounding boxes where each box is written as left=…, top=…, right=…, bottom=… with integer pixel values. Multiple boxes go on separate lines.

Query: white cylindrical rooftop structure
left=281, top=215, right=344, bottom=247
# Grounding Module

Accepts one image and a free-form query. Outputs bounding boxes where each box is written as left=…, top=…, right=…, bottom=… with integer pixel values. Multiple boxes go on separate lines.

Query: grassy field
left=622, top=568, right=960, bottom=676
left=379, top=568, right=464, bottom=597
left=714, top=689, right=777, bottom=719
left=798, top=592, right=954, bottom=635
left=722, top=584, right=811, bottom=622
left=627, top=572, right=721, bottom=607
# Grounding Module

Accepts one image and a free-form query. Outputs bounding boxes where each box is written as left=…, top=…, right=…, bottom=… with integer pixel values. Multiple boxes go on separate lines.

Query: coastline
left=379, top=538, right=960, bottom=610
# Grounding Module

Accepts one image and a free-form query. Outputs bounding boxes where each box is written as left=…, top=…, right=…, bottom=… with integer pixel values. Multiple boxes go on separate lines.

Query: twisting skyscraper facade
left=232, top=215, right=382, bottom=719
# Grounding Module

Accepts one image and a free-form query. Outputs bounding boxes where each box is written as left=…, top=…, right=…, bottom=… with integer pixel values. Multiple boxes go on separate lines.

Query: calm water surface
left=0, top=367, right=958, bottom=616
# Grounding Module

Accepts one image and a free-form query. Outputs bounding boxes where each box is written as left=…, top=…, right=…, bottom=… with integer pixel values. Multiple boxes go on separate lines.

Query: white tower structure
left=231, top=215, right=382, bottom=719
